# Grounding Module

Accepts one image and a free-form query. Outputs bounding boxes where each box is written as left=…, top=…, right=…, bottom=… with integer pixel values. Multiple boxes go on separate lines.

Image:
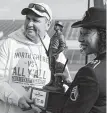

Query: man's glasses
left=28, top=3, right=50, bottom=19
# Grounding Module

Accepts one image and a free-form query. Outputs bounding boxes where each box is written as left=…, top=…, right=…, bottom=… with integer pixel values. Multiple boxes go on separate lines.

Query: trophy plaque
left=30, top=87, right=67, bottom=112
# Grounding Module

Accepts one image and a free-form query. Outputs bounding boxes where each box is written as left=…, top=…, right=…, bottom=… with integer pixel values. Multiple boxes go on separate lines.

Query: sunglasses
left=28, top=3, right=50, bottom=19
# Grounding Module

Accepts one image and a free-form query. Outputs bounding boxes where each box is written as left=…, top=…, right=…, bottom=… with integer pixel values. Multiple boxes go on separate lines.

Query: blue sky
left=0, top=0, right=91, bottom=20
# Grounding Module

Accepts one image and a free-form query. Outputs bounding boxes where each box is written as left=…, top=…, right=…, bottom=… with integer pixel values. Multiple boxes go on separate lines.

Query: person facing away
left=43, top=21, right=66, bottom=92
left=0, top=2, right=70, bottom=113
left=54, top=7, right=106, bottom=113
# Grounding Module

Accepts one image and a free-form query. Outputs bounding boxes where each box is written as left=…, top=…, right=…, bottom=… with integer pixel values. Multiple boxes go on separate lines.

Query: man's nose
left=28, top=21, right=34, bottom=27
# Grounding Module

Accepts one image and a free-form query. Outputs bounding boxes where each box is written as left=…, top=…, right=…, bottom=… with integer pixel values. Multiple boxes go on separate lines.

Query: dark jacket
left=62, top=53, right=106, bottom=113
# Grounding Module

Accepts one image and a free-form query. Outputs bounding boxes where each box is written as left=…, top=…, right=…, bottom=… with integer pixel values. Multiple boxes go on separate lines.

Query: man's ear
left=46, top=20, right=51, bottom=31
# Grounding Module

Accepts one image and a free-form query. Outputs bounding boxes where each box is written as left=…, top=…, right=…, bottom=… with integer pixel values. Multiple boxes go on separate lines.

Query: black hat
left=71, top=7, right=106, bottom=29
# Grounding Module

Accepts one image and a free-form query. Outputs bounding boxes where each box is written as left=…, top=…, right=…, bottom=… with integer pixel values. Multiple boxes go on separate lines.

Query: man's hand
left=31, top=104, right=42, bottom=113
left=18, top=96, right=33, bottom=111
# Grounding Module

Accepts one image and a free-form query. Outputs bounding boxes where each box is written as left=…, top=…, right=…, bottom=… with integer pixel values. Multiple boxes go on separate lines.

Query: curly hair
left=97, top=28, right=106, bottom=54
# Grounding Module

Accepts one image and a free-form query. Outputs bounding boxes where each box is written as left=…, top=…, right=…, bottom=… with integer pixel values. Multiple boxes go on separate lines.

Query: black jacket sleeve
left=62, top=66, right=99, bottom=113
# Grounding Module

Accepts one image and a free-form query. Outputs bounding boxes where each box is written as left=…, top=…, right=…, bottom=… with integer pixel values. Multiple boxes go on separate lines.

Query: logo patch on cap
left=70, top=86, right=79, bottom=101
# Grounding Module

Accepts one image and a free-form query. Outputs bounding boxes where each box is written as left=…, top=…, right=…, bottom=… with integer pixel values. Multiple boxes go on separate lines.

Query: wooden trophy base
left=30, top=87, right=67, bottom=112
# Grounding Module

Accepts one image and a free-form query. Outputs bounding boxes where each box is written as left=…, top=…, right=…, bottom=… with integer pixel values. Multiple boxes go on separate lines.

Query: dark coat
left=62, top=53, right=106, bottom=113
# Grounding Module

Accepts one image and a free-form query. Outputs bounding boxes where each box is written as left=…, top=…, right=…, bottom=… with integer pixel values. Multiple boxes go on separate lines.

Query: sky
left=0, top=0, right=91, bottom=20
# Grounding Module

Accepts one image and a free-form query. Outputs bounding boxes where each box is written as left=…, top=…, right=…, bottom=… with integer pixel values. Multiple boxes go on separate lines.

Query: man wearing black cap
left=54, top=7, right=106, bottom=113
left=43, top=21, right=66, bottom=92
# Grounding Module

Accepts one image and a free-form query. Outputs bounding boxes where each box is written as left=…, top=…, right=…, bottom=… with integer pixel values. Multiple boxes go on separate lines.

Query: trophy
left=30, top=34, right=68, bottom=112
left=43, top=59, right=68, bottom=93
left=30, top=59, right=68, bottom=112
left=30, top=87, right=68, bottom=112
